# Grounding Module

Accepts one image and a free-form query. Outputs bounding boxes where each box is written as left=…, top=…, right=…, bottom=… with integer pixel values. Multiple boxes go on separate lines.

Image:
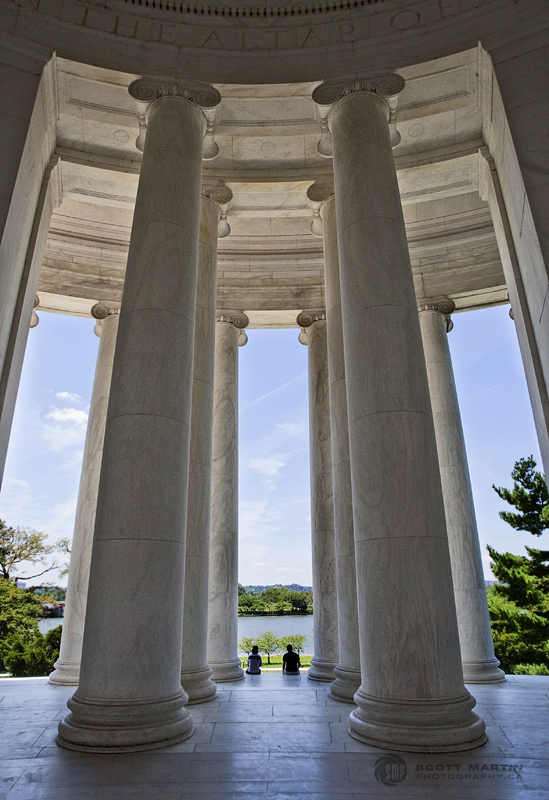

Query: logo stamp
left=374, top=754, right=407, bottom=786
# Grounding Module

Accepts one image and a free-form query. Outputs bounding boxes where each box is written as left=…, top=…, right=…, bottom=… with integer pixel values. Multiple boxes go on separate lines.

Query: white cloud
left=41, top=406, right=89, bottom=452
left=45, top=408, right=88, bottom=426
left=249, top=456, right=287, bottom=476
left=239, top=499, right=284, bottom=540
left=55, top=391, right=84, bottom=404
left=276, top=420, right=307, bottom=438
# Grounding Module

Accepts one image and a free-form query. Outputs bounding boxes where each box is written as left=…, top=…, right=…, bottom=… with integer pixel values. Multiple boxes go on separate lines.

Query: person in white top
left=246, top=645, right=262, bottom=674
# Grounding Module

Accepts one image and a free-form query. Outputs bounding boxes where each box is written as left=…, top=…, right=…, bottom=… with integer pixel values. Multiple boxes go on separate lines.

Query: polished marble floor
left=1, top=673, right=549, bottom=799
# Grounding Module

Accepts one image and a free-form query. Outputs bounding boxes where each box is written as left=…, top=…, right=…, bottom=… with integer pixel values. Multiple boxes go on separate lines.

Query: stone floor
left=1, top=673, right=549, bottom=799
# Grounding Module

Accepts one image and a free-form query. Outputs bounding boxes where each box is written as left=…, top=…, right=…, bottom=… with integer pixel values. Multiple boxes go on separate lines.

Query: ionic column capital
left=297, top=309, right=326, bottom=345
left=202, top=181, right=233, bottom=238
left=306, top=182, right=334, bottom=237
left=312, top=74, right=405, bottom=156
left=216, top=312, right=249, bottom=345
left=91, top=302, right=121, bottom=337
left=129, top=78, right=221, bottom=157
left=216, top=311, right=249, bottom=329
left=417, top=299, right=455, bottom=333
left=30, top=295, right=40, bottom=329
left=297, top=309, right=327, bottom=328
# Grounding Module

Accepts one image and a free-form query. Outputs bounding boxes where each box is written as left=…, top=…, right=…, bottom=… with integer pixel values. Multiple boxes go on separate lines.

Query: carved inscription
left=10, top=0, right=495, bottom=51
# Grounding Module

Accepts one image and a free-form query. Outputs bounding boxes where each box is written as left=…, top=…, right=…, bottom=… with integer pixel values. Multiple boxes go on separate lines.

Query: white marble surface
left=49, top=311, right=119, bottom=687
left=420, top=306, right=504, bottom=685
left=180, top=195, right=220, bottom=705
left=481, top=46, right=549, bottom=474
left=1, top=674, right=548, bottom=798
left=322, top=195, right=361, bottom=703
left=207, top=319, right=244, bottom=684
left=329, top=85, right=484, bottom=751
left=305, top=318, right=339, bottom=684
left=0, top=55, right=57, bottom=484
left=57, top=92, right=207, bottom=752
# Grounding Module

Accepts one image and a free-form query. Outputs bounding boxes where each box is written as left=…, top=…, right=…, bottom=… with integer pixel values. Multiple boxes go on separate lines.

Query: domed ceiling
left=36, top=47, right=508, bottom=327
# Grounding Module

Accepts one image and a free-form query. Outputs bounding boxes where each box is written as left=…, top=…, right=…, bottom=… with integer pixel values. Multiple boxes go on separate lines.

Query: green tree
left=55, top=537, right=71, bottom=579
left=487, top=457, right=549, bottom=674
left=238, top=583, right=246, bottom=596
left=260, top=587, right=285, bottom=604
left=255, top=631, right=281, bottom=664
left=285, top=590, right=309, bottom=614
left=0, top=578, right=62, bottom=676
left=280, top=633, right=308, bottom=654
left=486, top=548, right=549, bottom=672
left=1, top=625, right=62, bottom=677
left=492, top=456, right=549, bottom=536
left=0, top=520, right=61, bottom=583
left=0, top=578, right=42, bottom=640
left=238, top=636, right=255, bottom=655
left=238, top=593, right=256, bottom=612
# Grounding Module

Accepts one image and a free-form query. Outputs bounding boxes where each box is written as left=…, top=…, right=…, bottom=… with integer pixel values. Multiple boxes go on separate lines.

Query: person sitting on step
left=246, top=645, right=262, bottom=674
left=282, top=643, right=301, bottom=674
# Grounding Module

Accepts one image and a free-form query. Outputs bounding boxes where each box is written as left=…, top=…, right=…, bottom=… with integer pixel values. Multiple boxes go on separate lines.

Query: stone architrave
left=57, top=78, right=221, bottom=753
left=313, top=76, right=486, bottom=751
left=181, top=183, right=233, bottom=704
left=49, top=304, right=119, bottom=686
left=207, top=311, right=248, bottom=683
left=297, top=310, right=339, bottom=683
left=419, top=301, right=505, bottom=685
left=307, top=184, right=362, bottom=703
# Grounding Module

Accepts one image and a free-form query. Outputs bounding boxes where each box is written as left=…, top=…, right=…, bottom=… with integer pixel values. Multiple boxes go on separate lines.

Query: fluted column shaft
left=207, top=314, right=247, bottom=682
left=180, top=194, right=222, bottom=704
left=300, top=313, right=339, bottom=682
left=320, top=194, right=361, bottom=702
left=49, top=308, right=119, bottom=686
left=314, top=76, right=486, bottom=751
left=419, top=306, right=504, bottom=684
left=57, top=81, right=219, bottom=752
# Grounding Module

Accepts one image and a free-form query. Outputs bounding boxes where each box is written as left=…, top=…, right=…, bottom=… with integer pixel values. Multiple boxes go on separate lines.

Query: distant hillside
left=243, top=584, right=313, bottom=596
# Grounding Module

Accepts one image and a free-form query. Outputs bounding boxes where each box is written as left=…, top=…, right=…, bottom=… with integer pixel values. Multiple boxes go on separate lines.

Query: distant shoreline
left=238, top=612, right=313, bottom=617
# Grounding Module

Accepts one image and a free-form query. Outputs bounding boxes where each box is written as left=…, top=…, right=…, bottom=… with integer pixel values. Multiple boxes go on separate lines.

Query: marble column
left=49, top=304, right=119, bottom=686
left=57, top=78, right=221, bottom=753
left=0, top=153, right=61, bottom=488
left=181, top=184, right=232, bottom=704
left=419, top=301, right=505, bottom=684
left=313, top=76, right=486, bottom=751
left=297, top=310, right=339, bottom=683
left=207, top=312, right=248, bottom=683
left=308, top=184, right=361, bottom=702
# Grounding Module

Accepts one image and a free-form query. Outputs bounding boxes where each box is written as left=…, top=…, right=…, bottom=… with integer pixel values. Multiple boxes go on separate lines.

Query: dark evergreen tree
left=488, top=457, right=549, bottom=674
left=492, top=455, right=549, bottom=536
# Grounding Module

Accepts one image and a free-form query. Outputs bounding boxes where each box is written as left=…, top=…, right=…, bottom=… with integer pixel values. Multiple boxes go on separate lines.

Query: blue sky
left=0, top=303, right=544, bottom=587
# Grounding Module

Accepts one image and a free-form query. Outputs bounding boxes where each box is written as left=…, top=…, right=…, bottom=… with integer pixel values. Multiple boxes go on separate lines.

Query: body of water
left=39, top=618, right=64, bottom=633
left=237, top=615, right=313, bottom=652
left=38, top=615, right=314, bottom=648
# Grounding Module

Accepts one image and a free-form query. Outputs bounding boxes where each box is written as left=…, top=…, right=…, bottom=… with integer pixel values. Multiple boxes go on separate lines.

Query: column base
left=209, top=659, right=245, bottom=683
left=463, top=658, right=506, bottom=684
left=348, top=689, right=487, bottom=753
left=57, top=690, right=194, bottom=753
left=181, top=666, right=218, bottom=704
left=48, top=659, right=80, bottom=686
left=329, top=665, right=361, bottom=703
left=307, top=657, right=338, bottom=682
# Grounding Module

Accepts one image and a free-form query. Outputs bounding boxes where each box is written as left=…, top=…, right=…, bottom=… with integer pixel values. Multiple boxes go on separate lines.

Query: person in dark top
left=246, top=645, right=262, bottom=674
left=282, top=644, right=301, bottom=674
